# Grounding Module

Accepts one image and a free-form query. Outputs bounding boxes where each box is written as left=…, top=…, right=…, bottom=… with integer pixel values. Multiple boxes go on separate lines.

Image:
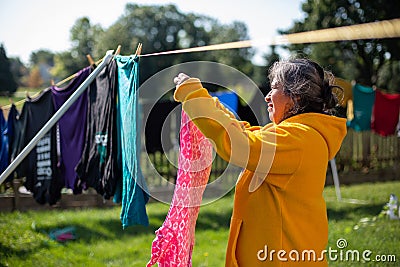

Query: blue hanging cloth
left=347, top=83, right=375, bottom=131
left=0, top=109, right=8, bottom=173
left=115, top=55, right=149, bottom=228
left=210, top=90, right=239, bottom=116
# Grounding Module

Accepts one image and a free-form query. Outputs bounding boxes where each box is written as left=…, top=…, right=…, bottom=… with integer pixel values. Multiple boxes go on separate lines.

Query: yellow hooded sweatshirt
left=174, top=78, right=347, bottom=267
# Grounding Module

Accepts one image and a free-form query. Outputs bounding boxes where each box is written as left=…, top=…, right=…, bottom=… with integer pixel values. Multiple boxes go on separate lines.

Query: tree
left=70, top=17, right=103, bottom=66
left=51, top=17, right=103, bottom=80
left=280, top=0, right=400, bottom=92
left=377, top=61, right=400, bottom=92
left=94, top=4, right=255, bottom=86
left=29, top=49, right=55, bottom=86
left=0, top=44, right=18, bottom=95
left=30, top=49, right=54, bottom=66
left=9, top=57, right=28, bottom=87
left=27, top=66, right=43, bottom=88
left=264, top=46, right=280, bottom=78
left=51, top=51, right=79, bottom=81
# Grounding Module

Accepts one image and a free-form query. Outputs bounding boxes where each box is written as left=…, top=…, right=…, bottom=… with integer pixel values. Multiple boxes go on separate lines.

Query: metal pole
left=330, top=158, right=342, bottom=201
left=0, top=50, right=114, bottom=186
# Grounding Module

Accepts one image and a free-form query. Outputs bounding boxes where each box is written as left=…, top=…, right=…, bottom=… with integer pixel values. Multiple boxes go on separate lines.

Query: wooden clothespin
left=86, top=54, right=95, bottom=66
left=51, top=79, right=55, bottom=86
left=134, top=43, right=142, bottom=56
left=25, top=91, right=30, bottom=98
left=9, top=98, right=14, bottom=104
left=115, top=45, right=121, bottom=56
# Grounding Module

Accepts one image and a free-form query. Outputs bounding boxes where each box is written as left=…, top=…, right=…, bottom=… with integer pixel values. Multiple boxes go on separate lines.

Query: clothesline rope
left=2, top=19, right=399, bottom=111
left=140, top=18, right=400, bottom=57
left=1, top=54, right=108, bottom=111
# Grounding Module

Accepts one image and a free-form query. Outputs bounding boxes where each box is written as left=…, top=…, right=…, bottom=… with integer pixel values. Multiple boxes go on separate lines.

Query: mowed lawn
left=1, top=181, right=399, bottom=267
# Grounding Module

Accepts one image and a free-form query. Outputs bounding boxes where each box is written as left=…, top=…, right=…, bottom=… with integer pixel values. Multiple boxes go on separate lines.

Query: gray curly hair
left=268, top=58, right=342, bottom=116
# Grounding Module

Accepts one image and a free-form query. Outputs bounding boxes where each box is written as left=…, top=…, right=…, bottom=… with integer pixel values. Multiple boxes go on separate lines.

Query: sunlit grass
left=0, top=181, right=399, bottom=266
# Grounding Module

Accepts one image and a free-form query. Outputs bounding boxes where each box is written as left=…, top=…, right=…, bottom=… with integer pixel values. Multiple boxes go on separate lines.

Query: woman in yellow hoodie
left=173, top=58, right=347, bottom=266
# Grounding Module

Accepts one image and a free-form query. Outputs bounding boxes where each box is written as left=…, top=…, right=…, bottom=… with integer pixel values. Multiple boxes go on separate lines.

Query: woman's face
left=265, top=79, right=294, bottom=124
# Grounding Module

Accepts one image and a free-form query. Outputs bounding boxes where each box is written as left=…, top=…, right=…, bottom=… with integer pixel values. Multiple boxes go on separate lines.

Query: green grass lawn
left=1, top=181, right=399, bottom=266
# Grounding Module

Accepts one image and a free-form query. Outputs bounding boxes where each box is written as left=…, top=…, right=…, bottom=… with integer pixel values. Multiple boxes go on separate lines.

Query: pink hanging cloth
left=147, top=110, right=213, bottom=267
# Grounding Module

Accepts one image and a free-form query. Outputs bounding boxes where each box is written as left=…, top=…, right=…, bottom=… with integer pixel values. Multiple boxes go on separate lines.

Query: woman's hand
left=173, top=73, right=191, bottom=86
left=173, top=73, right=203, bottom=102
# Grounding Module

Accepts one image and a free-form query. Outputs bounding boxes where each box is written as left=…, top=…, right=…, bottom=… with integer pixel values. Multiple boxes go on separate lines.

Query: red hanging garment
left=371, top=90, right=400, bottom=136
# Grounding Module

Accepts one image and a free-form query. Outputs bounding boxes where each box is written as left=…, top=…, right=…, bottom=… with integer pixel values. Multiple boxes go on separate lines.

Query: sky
left=0, top=0, right=304, bottom=66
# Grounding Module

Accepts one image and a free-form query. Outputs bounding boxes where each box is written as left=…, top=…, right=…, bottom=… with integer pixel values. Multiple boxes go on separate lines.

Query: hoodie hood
left=283, top=113, right=347, bottom=159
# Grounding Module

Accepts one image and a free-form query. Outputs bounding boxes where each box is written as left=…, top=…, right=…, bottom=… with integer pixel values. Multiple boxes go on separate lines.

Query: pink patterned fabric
left=147, top=111, right=213, bottom=267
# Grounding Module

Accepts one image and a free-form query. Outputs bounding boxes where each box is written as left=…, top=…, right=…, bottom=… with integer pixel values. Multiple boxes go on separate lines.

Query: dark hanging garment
left=15, top=89, right=63, bottom=205
left=51, top=66, right=90, bottom=191
left=143, top=101, right=179, bottom=154
left=7, top=104, right=19, bottom=162
left=75, top=60, right=120, bottom=199
left=4, top=104, right=20, bottom=183
left=0, top=109, right=8, bottom=173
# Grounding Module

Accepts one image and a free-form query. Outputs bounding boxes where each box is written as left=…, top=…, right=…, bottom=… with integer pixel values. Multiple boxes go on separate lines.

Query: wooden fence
left=0, top=180, right=118, bottom=212
left=1, top=129, right=399, bottom=212
left=336, top=129, right=399, bottom=171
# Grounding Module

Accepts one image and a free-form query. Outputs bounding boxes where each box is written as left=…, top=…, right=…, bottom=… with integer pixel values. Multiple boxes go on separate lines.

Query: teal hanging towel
left=115, top=55, right=149, bottom=228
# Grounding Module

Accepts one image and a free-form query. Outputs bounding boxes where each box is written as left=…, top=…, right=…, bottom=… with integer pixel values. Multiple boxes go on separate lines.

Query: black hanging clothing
left=75, top=59, right=120, bottom=199
left=15, top=89, right=63, bottom=205
left=0, top=109, right=8, bottom=174
left=7, top=104, right=19, bottom=162
left=4, top=104, right=20, bottom=184
left=143, top=100, right=179, bottom=153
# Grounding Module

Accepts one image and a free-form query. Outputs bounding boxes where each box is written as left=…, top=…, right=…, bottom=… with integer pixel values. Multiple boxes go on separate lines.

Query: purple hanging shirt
left=51, top=67, right=90, bottom=190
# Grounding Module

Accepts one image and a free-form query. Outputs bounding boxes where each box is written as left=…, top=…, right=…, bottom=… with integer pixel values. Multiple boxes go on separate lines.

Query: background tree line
left=1, top=1, right=399, bottom=96
left=280, top=0, right=400, bottom=92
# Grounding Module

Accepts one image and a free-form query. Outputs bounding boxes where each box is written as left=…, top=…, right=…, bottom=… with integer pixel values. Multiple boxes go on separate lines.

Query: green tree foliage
left=70, top=17, right=103, bottom=65
left=51, top=17, right=103, bottom=80
left=377, top=61, right=400, bottom=92
left=0, top=44, right=18, bottom=95
left=281, top=0, right=400, bottom=92
left=30, top=49, right=54, bottom=66
left=256, top=45, right=281, bottom=95
left=9, top=57, right=28, bottom=87
left=29, top=49, right=55, bottom=86
left=51, top=51, right=81, bottom=80
left=50, top=4, right=259, bottom=92
left=94, top=4, right=255, bottom=87
left=27, top=66, right=43, bottom=88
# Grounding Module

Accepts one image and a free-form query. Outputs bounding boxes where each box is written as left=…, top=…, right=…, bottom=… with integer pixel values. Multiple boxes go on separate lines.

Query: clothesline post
left=0, top=50, right=115, bottom=186
left=329, top=158, right=342, bottom=201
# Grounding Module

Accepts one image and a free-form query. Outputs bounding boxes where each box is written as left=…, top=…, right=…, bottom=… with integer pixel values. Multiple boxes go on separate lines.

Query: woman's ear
left=285, top=96, right=296, bottom=111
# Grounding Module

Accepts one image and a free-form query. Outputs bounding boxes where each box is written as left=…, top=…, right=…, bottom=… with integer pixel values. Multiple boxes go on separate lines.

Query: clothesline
left=0, top=50, right=151, bottom=228
left=140, top=18, right=400, bottom=57
left=1, top=46, right=121, bottom=111
left=2, top=18, right=400, bottom=111
left=0, top=50, right=115, bottom=187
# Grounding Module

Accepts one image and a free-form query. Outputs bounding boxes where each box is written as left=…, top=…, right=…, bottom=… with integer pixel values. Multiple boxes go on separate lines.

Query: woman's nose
left=265, top=91, right=271, bottom=102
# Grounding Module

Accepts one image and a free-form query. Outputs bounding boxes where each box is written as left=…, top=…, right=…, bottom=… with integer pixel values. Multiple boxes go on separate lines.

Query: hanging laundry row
left=334, top=78, right=400, bottom=136
left=1, top=55, right=149, bottom=227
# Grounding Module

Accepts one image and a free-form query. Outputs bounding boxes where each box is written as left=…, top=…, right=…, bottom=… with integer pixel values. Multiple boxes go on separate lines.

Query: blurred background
left=0, top=1, right=400, bottom=266
left=1, top=0, right=398, bottom=96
